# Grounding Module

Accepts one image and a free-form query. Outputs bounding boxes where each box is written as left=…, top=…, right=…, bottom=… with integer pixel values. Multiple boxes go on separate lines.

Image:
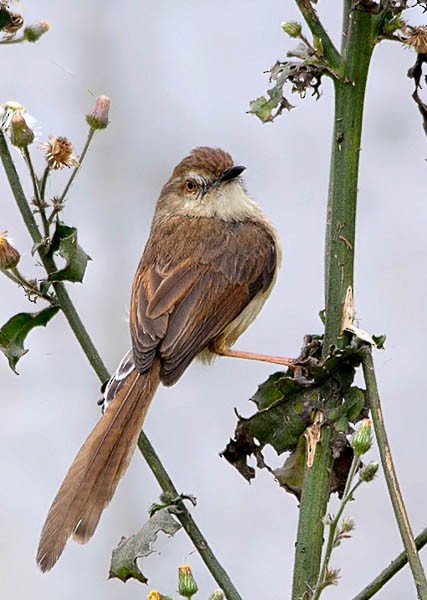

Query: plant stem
left=361, top=348, right=427, bottom=599
left=312, top=459, right=362, bottom=600
left=22, top=146, right=50, bottom=238
left=295, top=0, right=341, bottom=70
left=353, top=526, right=427, bottom=600
left=138, top=432, right=243, bottom=600
left=40, top=166, right=50, bottom=201
left=292, top=8, right=377, bottom=599
left=292, top=425, right=333, bottom=599
left=59, top=127, right=95, bottom=204
left=1, top=129, right=241, bottom=598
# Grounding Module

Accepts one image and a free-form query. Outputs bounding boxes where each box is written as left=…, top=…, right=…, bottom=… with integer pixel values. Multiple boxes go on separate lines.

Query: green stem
left=0, top=36, right=25, bottom=45
left=312, top=458, right=361, bottom=600
left=353, top=526, right=427, bottom=600
left=138, top=433, right=243, bottom=600
left=22, top=146, right=50, bottom=238
left=40, top=166, right=50, bottom=201
left=292, top=9, right=377, bottom=600
left=295, top=0, right=341, bottom=70
left=361, top=349, right=427, bottom=599
left=292, top=425, right=333, bottom=599
left=59, top=128, right=95, bottom=204
left=1, top=129, right=242, bottom=598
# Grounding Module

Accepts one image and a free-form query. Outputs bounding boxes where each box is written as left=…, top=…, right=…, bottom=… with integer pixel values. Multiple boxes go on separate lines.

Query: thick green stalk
left=361, top=349, right=427, bottom=599
left=292, top=9, right=377, bottom=599
left=292, top=426, right=333, bottom=599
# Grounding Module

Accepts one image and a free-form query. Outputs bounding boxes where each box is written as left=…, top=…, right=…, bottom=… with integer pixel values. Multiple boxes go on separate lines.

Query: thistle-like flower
left=0, top=231, right=20, bottom=270
left=86, top=95, right=111, bottom=130
left=10, top=112, right=35, bottom=148
left=39, top=136, right=79, bottom=169
left=351, top=419, right=372, bottom=456
left=24, top=20, right=50, bottom=43
left=178, top=564, right=198, bottom=598
left=0, top=101, right=36, bottom=136
left=405, top=26, right=427, bottom=54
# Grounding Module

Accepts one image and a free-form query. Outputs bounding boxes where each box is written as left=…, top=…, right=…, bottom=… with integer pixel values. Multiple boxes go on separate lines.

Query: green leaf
left=372, top=333, right=386, bottom=349
left=109, top=507, right=181, bottom=584
left=0, top=307, right=59, bottom=373
left=48, top=223, right=91, bottom=283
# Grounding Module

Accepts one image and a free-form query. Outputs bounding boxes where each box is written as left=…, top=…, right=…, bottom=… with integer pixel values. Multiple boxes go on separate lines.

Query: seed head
left=405, top=26, right=427, bottom=54
left=39, top=136, right=79, bottom=169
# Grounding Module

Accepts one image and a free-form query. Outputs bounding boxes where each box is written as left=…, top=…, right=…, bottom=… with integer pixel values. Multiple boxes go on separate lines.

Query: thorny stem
left=361, top=348, right=427, bottom=599
left=354, top=526, right=427, bottom=600
left=292, top=8, right=377, bottom=599
left=58, top=127, right=95, bottom=204
left=0, top=129, right=242, bottom=599
left=295, top=0, right=341, bottom=71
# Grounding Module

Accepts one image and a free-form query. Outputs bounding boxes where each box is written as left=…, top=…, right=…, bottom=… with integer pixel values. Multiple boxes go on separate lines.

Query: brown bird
left=36, top=146, right=293, bottom=571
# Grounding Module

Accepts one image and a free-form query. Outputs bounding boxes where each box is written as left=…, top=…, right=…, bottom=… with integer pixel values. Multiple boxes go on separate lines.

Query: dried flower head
left=178, top=564, right=198, bottom=598
left=24, top=20, right=50, bottom=43
left=2, top=10, right=23, bottom=37
left=40, top=136, right=79, bottom=169
left=0, top=230, right=20, bottom=270
left=86, top=95, right=110, bottom=130
left=10, top=112, right=34, bottom=147
left=405, top=26, right=427, bottom=54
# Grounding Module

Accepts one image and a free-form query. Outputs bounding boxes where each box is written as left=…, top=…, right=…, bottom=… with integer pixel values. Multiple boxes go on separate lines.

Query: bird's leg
left=210, top=340, right=296, bottom=368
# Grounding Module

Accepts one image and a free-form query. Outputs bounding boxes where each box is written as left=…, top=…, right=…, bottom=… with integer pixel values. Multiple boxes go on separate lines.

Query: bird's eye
left=184, top=179, right=196, bottom=193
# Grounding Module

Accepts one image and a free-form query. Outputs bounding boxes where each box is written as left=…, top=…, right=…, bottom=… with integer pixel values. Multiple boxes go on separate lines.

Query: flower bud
left=359, top=461, right=379, bottom=483
left=10, top=112, right=34, bottom=148
left=281, top=21, right=302, bottom=38
left=147, top=591, right=172, bottom=600
left=86, top=95, right=110, bottom=130
left=39, top=136, right=79, bottom=169
left=178, top=565, right=198, bottom=598
left=24, top=20, right=50, bottom=43
left=0, top=231, right=20, bottom=270
left=208, top=591, right=225, bottom=600
left=351, top=419, right=372, bottom=456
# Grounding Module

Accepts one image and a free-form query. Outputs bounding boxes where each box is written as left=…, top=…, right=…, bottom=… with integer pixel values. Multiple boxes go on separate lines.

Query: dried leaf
left=109, top=507, right=181, bottom=584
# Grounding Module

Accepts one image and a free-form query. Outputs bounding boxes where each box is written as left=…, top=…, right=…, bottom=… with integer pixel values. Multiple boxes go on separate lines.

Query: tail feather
left=36, top=361, right=160, bottom=572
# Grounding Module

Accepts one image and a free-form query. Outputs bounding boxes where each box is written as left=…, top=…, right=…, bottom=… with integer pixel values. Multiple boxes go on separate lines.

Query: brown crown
left=172, top=147, right=233, bottom=179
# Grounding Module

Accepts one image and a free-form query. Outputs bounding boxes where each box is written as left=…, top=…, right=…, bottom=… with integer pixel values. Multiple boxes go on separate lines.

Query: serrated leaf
left=48, top=223, right=91, bottom=283
left=0, top=306, right=59, bottom=373
left=109, top=507, right=181, bottom=584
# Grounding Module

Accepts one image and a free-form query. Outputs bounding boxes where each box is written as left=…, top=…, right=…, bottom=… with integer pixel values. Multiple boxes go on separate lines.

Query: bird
left=36, top=146, right=293, bottom=571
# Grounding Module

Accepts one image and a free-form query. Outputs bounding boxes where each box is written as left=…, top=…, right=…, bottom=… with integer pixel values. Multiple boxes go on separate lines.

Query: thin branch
left=22, top=146, right=50, bottom=238
left=138, top=433, right=243, bottom=600
left=1, top=129, right=242, bottom=598
left=361, top=348, right=427, bottom=599
left=295, top=0, right=341, bottom=70
left=58, top=127, right=95, bottom=204
left=353, top=526, right=427, bottom=600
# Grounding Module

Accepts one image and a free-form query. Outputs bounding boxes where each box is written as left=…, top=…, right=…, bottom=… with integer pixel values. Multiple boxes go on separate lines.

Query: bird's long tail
left=36, top=358, right=160, bottom=572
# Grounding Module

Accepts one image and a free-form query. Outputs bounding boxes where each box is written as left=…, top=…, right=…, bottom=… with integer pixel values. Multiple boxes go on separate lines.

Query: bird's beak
left=221, top=165, right=246, bottom=182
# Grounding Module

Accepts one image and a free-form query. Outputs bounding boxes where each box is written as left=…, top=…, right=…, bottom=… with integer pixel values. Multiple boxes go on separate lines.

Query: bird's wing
left=130, top=217, right=277, bottom=385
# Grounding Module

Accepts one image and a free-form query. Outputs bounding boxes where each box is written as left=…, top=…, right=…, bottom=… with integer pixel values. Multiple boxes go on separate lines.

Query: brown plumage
left=36, top=147, right=280, bottom=571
